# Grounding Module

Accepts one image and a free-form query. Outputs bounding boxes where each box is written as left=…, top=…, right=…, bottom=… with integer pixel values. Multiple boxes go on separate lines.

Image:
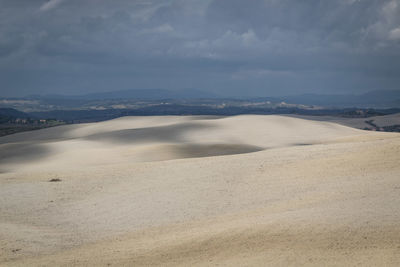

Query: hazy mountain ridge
left=12, top=89, right=400, bottom=108
left=280, top=90, right=400, bottom=108
left=0, top=108, right=30, bottom=119
left=35, top=89, right=219, bottom=101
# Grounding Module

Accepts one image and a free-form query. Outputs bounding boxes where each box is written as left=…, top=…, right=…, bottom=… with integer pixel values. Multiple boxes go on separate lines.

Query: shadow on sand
left=164, top=143, right=264, bottom=159
left=84, top=122, right=213, bottom=144
left=0, top=143, right=52, bottom=166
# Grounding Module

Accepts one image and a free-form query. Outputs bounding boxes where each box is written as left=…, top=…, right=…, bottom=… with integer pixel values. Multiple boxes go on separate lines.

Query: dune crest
left=0, top=115, right=366, bottom=172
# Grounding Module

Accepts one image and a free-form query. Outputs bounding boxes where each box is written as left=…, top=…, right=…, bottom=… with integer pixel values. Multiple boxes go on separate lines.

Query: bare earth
left=1, top=115, right=399, bottom=266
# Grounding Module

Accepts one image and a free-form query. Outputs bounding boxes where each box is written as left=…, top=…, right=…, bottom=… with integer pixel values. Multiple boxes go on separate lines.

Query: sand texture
left=1, top=115, right=400, bottom=266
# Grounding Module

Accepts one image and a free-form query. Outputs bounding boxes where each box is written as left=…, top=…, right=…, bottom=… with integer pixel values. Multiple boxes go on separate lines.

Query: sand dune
left=0, top=115, right=364, bottom=172
left=1, top=115, right=399, bottom=266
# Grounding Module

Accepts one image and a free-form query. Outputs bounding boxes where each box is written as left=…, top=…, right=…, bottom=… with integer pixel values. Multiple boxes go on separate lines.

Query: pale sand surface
left=287, top=112, right=400, bottom=129
left=0, top=115, right=399, bottom=266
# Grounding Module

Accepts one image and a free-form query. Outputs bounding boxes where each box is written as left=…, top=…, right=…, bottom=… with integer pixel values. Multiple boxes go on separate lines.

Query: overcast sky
left=0, top=0, right=399, bottom=97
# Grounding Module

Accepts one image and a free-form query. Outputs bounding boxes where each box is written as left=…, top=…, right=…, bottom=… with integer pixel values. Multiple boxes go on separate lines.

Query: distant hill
left=0, top=108, right=31, bottom=125
left=75, top=89, right=398, bottom=107
left=279, top=90, right=400, bottom=108
left=41, top=89, right=219, bottom=101
left=0, top=108, right=30, bottom=119
left=8, top=89, right=400, bottom=108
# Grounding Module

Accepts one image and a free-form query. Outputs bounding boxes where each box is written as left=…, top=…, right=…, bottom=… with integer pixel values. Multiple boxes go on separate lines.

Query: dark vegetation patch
left=0, top=108, right=65, bottom=137
left=382, top=125, right=400, bottom=132
left=364, top=120, right=400, bottom=132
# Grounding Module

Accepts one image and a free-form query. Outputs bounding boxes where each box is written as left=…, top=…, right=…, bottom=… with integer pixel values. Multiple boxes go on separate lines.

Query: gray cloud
left=0, top=0, right=399, bottom=97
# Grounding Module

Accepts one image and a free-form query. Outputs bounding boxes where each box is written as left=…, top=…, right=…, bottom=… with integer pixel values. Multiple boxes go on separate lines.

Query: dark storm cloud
left=0, top=0, right=399, bottom=97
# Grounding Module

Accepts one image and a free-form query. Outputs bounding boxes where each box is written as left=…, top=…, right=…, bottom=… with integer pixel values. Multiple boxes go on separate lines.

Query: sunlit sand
left=1, top=115, right=399, bottom=266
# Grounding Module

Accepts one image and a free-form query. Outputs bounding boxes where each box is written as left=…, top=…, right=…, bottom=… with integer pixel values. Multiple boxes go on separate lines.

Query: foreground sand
left=1, top=115, right=400, bottom=266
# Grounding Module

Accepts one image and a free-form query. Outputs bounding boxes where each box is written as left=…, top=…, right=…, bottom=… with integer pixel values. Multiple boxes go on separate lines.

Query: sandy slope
left=288, top=112, right=400, bottom=130
left=0, top=115, right=399, bottom=266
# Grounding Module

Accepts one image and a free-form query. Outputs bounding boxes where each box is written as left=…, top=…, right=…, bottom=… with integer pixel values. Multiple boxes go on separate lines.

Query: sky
left=0, top=0, right=399, bottom=97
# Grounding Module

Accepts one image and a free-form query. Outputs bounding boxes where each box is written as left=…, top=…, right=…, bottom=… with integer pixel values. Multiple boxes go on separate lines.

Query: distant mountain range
left=37, top=89, right=219, bottom=101
left=278, top=90, right=400, bottom=108
left=0, top=108, right=30, bottom=119
left=9, top=89, right=400, bottom=108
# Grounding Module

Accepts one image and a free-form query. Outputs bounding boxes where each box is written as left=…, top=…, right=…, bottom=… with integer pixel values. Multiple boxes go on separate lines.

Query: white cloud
left=361, top=0, right=400, bottom=45
left=213, top=29, right=259, bottom=48
left=39, top=0, right=65, bottom=12
left=389, top=27, right=400, bottom=40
